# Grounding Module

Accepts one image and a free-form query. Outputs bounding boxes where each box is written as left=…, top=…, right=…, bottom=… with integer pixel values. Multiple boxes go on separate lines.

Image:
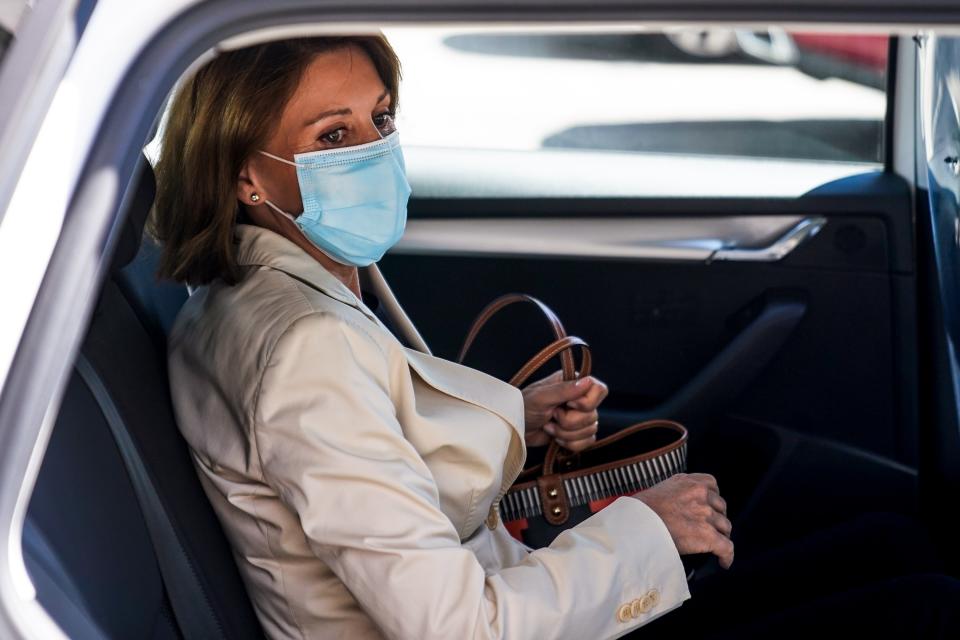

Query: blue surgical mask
left=258, top=131, right=411, bottom=267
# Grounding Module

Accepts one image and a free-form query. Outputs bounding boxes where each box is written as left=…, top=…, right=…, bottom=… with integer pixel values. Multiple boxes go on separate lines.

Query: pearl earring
left=251, top=194, right=260, bottom=202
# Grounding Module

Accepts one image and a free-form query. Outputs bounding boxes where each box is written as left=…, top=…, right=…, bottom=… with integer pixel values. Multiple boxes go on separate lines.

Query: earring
left=251, top=194, right=260, bottom=202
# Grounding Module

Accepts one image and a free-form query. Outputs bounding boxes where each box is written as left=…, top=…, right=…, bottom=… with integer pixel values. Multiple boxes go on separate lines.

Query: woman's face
left=239, top=44, right=396, bottom=220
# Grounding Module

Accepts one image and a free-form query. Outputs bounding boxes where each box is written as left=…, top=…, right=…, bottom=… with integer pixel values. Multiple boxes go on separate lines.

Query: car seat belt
left=75, top=354, right=226, bottom=640
left=361, top=264, right=432, bottom=355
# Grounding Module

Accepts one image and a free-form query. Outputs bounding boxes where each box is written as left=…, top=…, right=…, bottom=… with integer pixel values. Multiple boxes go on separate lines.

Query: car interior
left=13, top=23, right=960, bottom=640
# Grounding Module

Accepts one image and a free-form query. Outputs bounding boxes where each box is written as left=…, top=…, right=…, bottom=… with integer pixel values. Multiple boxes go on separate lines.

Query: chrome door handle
left=711, top=216, right=826, bottom=262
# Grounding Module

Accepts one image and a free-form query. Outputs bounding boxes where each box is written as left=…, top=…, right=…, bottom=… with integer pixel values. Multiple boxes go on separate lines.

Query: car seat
left=23, top=156, right=265, bottom=639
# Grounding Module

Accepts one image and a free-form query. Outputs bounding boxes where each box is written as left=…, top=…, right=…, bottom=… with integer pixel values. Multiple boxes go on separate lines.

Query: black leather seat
left=24, top=158, right=264, bottom=639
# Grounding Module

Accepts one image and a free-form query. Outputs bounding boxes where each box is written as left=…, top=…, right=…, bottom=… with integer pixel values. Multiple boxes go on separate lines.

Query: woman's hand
left=521, top=371, right=609, bottom=452
left=632, top=472, right=734, bottom=569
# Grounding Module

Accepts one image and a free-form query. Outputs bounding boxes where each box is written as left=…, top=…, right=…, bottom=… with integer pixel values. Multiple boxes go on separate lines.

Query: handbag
left=459, top=293, right=688, bottom=548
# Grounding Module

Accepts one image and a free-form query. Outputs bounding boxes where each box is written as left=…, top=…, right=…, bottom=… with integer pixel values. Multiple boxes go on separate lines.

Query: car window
left=384, top=27, right=889, bottom=199
left=0, top=1, right=29, bottom=67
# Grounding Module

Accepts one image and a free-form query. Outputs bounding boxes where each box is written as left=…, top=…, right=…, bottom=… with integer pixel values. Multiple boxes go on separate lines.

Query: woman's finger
left=712, top=532, right=735, bottom=570
left=688, top=473, right=720, bottom=494
left=566, top=378, right=609, bottom=411
left=707, top=489, right=728, bottom=516
left=556, top=433, right=597, bottom=453
left=552, top=420, right=598, bottom=442
left=534, top=378, right=593, bottom=408
left=708, top=512, right=733, bottom=537
left=555, top=408, right=599, bottom=432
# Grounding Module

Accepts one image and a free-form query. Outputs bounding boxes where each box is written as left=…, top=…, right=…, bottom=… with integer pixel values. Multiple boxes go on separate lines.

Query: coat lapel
left=235, top=224, right=526, bottom=443
left=403, top=347, right=526, bottom=445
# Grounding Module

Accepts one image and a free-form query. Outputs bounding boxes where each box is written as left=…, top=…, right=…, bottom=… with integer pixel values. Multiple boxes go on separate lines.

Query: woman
left=153, top=35, right=733, bottom=639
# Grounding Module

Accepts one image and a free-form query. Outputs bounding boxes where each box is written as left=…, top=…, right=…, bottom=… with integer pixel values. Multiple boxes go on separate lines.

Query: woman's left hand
left=521, top=371, right=609, bottom=452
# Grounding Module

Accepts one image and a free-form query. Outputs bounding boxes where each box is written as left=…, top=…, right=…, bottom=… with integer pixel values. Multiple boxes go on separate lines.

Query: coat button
left=617, top=603, right=632, bottom=623
left=630, top=599, right=643, bottom=618
left=646, top=589, right=660, bottom=608
left=638, top=593, right=655, bottom=614
left=485, top=507, right=499, bottom=530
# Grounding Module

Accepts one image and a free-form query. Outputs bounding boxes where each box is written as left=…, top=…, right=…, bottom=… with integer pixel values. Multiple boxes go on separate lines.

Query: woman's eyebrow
left=304, top=90, right=391, bottom=126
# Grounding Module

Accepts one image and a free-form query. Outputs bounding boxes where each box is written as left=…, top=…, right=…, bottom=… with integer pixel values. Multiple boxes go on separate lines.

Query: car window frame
left=0, top=0, right=84, bottom=228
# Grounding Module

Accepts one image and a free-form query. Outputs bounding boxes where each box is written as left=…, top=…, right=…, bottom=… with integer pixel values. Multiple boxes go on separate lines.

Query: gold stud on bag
left=459, top=293, right=688, bottom=548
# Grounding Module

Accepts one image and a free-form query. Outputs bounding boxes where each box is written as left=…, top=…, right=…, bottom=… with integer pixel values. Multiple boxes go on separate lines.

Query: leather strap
left=537, top=474, right=570, bottom=525
left=465, top=295, right=689, bottom=529
left=508, top=335, right=591, bottom=388
left=458, top=293, right=576, bottom=380
left=460, top=294, right=594, bottom=524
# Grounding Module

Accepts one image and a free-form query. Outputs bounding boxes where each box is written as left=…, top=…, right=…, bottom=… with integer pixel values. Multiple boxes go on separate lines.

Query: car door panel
left=380, top=171, right=916, bottom=467
left=382, top=169, right=917, bottom=550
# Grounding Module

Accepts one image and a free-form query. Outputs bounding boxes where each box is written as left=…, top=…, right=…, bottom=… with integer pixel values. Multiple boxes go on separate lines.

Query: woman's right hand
left=632, top=473, right=735, bottom=569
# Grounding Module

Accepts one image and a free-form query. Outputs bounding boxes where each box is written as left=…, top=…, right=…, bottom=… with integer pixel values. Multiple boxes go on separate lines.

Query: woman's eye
left=374, top=112, right=396, bottom=133
left=320, top=128, right=346, bottom=144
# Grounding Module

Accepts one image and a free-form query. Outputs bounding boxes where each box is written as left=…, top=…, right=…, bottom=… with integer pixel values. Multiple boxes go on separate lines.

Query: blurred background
left=384, top=27, right=887, bottom=164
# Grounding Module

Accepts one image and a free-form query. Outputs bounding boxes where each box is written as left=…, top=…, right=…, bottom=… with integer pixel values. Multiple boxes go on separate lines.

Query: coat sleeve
left=253, top=312, right=691, bottom=640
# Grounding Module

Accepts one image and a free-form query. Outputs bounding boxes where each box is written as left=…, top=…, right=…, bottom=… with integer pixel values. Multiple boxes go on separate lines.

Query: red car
left=668, top=28, right=888, bottom=87
left=791, top=33, right=889, bottom=72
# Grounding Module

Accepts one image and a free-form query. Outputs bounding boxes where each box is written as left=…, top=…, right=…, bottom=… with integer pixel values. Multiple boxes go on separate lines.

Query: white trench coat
left=167, top=223, right=690, bottom=640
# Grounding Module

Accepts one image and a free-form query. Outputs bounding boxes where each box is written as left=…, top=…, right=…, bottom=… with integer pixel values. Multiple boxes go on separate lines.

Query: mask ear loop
left=262, top=198, right=298, bottom=223
left=255, top=150, right=300, bottom=223
left=260, top=192, right=353, bottom=268
left=258, top=149, right=300, bottom=167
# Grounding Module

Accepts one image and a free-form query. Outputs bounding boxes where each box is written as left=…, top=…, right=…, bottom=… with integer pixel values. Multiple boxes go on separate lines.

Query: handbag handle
left=459, top=294, right=592, bottom=463
left=459, top=293, right=578, bottom=380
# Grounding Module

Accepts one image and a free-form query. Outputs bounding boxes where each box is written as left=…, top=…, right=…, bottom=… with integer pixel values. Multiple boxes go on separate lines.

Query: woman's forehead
left=287, top=46, right=387, bottom=117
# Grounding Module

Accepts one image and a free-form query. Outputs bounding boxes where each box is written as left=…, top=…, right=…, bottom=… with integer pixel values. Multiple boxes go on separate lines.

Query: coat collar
left=233, top=223, right=526, bottom=445
left=234, top=224, right=376, bottom=320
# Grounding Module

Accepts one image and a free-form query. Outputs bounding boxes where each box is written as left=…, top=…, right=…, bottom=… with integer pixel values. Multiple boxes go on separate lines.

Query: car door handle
left=711, top=216, right=826, bottom=262
left=394, top=215, right=826, bottom=263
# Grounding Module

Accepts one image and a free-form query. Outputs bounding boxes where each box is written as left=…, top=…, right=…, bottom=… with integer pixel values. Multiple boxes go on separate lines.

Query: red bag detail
left=504, top=518, right=529, bottom=541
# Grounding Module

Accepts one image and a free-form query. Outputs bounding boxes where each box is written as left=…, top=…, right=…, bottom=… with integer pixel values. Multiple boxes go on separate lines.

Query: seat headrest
left=110, top=156, right=156, bottom=274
